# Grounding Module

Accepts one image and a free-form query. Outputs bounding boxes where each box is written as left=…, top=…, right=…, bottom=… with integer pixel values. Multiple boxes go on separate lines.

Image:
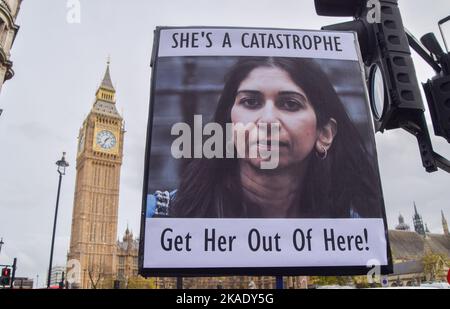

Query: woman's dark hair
left=171, top=57, right=383, bottom=218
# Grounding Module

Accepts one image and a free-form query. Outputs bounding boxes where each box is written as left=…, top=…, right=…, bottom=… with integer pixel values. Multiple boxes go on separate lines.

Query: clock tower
left=67, top=61, right=124, bottom=288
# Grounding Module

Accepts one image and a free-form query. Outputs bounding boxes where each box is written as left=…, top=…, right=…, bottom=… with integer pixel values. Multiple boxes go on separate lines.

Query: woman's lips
left=253, top=140, right=290, bottom=148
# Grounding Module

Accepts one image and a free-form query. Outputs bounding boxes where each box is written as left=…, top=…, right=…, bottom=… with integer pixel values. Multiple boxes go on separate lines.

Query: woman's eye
left=279, top=98, right=302, bottom=111
left=240, top=97, right=261, bottom=109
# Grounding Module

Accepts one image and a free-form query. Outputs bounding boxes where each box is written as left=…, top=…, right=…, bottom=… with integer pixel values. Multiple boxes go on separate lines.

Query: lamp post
left=47, top=152, right=69, bottom=288
left=0, top=238, right=4, bottom=255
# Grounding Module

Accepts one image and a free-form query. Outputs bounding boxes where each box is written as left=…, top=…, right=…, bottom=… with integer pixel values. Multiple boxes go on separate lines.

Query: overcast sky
left=0, top=0, right=449, bottom=287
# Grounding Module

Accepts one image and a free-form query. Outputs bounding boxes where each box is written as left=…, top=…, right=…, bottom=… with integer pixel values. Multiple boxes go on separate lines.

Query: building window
left=118, top=269, right=124, bottom=279
left=0, top=19, right=6, bottom=47
left=89, top=222, right=96, bottom=242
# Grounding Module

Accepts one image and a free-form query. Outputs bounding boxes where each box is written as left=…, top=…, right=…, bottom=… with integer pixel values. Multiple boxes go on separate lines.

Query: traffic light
left=1, top=267, right=11, bottom=286
left=316, top=0, right=425, bottom=132
left=421, top=32, right=450, bottom=143
left=315, top=0, right=440, bottom=172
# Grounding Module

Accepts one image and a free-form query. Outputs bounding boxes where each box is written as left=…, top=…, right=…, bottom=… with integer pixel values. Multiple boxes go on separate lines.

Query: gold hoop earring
left=316, top=146, right=327, bottom=160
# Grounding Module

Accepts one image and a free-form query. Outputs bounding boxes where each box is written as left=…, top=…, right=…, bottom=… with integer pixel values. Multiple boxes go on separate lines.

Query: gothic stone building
left=115, top=227, right=139, bottom=286
left=0, top=0, right=21, bottom=94
left=388, top=206, right=450, bottom=286
left=67, top=62, right=125, bottom=288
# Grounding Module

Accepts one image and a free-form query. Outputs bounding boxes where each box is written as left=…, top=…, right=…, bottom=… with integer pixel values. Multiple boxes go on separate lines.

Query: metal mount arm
left=403, top=29, right=450, bottom=173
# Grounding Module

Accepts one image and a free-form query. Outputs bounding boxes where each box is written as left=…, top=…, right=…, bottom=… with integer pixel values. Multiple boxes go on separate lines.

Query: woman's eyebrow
left=236, top=90, right=261, bottom=96
left=278, top=91, right=308, bottom=101
left=236, top=90, right=307, bottom=101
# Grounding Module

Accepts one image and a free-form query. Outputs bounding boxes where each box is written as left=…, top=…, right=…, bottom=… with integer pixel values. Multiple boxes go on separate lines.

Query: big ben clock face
left=96, top=130, right=117, bottom=149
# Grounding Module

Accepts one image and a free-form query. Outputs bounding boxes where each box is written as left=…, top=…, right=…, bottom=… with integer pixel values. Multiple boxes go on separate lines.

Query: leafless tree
left=87, top=264, right=104, bottom=289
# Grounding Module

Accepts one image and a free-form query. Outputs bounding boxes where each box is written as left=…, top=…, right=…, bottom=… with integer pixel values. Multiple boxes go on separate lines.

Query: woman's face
left=230, top=66, right=319, bottom=170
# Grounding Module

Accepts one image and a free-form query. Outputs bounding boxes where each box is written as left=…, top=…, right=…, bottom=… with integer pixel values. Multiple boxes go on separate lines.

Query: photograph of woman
left=146, top=57, right=384, bottom=219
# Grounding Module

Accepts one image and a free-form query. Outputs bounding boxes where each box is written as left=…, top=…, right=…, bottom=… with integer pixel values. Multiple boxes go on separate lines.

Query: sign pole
left=276, top=276, right=283, bottom=289
left=10, top=258, right=17, bottom=289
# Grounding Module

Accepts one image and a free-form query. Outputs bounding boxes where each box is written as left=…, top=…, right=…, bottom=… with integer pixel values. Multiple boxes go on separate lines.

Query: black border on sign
left=138, top=26, right=394, bottom=278
left=138, top=266, right=393, bottom=277
left=138, top=26, right=162, bottom=278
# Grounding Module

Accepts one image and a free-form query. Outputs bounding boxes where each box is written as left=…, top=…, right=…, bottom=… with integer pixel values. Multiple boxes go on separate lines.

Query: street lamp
left=47, top=152, right=69, bottom=288
left=0, top=238, right=4, bottom=255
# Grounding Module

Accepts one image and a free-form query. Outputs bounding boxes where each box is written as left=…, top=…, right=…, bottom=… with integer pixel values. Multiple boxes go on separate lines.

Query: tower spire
left=412, top=202, right=425, bottom=236
left=442, top=210, right=449, bottom=236
left=100, top=58, right=115, bottom=91
left=95, top=59, right=117, bottom=105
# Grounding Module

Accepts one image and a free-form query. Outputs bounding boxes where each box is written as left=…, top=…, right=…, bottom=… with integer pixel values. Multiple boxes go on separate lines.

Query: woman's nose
left=257, top=100, right=280, bottom=125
